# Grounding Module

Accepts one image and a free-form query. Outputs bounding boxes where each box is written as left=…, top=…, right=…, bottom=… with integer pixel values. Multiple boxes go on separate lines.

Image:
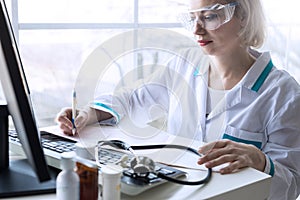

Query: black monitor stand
left=0, top=103, right=57, bottom=198
left=0, top=103, right=9, bottom=171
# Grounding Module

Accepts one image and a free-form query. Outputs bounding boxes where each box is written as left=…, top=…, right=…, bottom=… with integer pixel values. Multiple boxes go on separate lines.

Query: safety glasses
left=178, top=2, right=238, bottom=31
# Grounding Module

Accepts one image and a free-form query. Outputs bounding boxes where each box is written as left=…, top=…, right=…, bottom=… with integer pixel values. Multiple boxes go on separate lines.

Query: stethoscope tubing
left=98, top=140, right=212, bottom=186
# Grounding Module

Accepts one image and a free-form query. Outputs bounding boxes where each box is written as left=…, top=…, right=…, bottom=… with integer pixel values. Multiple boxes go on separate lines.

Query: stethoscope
left=97, top=140, right=212, bottom=186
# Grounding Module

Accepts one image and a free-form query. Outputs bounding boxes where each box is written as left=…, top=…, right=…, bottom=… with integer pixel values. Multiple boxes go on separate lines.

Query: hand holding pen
left=56, top=89, right=104, bottom=136
left=55, top=89, right=92, bottom=135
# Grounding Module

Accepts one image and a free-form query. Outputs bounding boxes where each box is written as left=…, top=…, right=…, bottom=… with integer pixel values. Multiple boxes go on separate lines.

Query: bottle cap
left=60, top=151, right=76, bottom=170
left=101, top=164, right=123, bottom=178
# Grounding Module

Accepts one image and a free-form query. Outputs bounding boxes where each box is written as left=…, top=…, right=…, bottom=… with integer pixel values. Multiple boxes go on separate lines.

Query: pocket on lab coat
left=222, top=125, right=263, bottom=149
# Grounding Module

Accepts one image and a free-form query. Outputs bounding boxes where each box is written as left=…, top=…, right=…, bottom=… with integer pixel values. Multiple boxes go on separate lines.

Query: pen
left=72, top=89, right=77, bottom=135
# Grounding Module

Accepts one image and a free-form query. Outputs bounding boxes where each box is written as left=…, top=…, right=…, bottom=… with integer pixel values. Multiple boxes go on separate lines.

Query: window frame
left=10, top=0, right=183, bottom=43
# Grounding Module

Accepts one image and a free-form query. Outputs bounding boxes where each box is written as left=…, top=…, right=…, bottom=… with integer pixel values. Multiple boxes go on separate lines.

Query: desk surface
left=5, top=124, right=271, bottom=200
left=1, top=160, right=271, bottom=200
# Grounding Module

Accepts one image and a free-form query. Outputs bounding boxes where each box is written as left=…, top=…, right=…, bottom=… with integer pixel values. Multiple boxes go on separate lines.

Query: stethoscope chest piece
left=130, top=156, right=156, bottom=176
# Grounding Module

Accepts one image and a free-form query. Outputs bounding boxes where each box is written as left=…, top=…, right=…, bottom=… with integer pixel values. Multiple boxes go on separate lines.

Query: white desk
left=5, top=123, right=272, bottom=200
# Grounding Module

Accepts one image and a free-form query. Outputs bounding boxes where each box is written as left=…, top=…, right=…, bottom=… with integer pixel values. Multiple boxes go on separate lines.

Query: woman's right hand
left=55, top=107, right=89, bottom=136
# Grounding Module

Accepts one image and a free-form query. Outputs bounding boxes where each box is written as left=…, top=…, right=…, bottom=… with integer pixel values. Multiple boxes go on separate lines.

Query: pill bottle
left=101, top=164, right=123, bottom=200
left=76, top=159, right=99, bottom=200
left=56, top=152, right=80, bottom=200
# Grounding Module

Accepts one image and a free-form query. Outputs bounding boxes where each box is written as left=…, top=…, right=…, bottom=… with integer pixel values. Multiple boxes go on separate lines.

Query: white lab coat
left=92, top=48, right=300, bottom=200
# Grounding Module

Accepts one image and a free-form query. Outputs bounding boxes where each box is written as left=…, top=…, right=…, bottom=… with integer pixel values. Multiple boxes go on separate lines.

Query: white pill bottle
left=56, top=152, right=80, bottom=200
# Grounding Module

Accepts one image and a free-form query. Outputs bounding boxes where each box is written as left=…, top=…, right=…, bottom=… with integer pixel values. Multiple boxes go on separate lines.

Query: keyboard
left=9, top=130, right=186, bottom=196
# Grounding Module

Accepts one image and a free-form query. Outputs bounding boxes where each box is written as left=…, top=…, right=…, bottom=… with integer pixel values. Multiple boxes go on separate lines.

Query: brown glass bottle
left=76, top=161, right=98, bottom=200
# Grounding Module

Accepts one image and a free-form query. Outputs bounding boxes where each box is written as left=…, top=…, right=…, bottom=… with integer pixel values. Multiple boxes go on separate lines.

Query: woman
left=56, top=0, right=300, bottom=199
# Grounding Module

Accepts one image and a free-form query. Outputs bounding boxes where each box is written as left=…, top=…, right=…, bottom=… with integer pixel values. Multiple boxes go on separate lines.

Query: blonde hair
left=227, top=0, right=266, bottom=48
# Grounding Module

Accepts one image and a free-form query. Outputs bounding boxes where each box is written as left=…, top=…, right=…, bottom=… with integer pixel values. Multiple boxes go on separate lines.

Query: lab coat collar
left=196, top=49, right=272, bottom=120
left=239, top=49, right=272, bottom=91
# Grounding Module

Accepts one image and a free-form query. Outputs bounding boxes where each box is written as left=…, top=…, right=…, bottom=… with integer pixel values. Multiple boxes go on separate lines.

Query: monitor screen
left=0, top=0, right=56, bottom=197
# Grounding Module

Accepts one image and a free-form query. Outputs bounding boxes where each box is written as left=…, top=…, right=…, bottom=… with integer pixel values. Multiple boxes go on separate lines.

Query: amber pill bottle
left=76, top=161, right=99, bottom=200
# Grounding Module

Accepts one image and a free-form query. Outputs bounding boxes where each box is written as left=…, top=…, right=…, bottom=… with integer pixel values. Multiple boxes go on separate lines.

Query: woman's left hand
left=197, top=139, right=266, bottom=174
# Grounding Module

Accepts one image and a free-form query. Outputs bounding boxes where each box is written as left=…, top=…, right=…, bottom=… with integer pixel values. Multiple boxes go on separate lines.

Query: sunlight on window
left=139, top=0, right=188, bottom=23
left=263, top=0, right=300, bottom=24
left=18, top=0, right=134, bottom=23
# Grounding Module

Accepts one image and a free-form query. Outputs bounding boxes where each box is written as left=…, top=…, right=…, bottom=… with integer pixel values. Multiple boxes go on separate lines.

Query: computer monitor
left=0, top=0, right=56, bottom=197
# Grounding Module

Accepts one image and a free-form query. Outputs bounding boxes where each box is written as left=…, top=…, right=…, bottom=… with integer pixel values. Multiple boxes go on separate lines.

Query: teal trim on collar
left=222, top=133, right=262, bottom=149
left=193, top=67, right=200, bottom=76
left=269, top=157, right=275, bottom=176
left=93, top=102, right=120, bottom=122
left=251, top=60, right=274, bottom=92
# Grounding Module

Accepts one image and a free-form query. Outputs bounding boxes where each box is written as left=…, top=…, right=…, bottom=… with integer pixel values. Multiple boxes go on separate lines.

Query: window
left=2, top=0, right=300, bottom=127
left=261, top=0, right=300, bottom=83
left=3, top=0, right=189, bottom=126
